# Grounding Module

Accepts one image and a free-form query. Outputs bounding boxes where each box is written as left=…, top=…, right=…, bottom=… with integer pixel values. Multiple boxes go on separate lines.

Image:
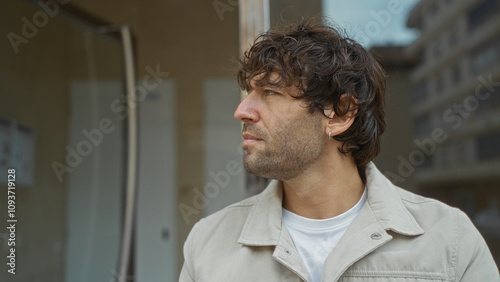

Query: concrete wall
left=270, top=0, right=322, bottom=26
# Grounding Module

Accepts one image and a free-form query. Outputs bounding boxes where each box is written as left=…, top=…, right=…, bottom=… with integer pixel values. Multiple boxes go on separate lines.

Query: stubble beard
left=243, top=114, right=326, bottom=181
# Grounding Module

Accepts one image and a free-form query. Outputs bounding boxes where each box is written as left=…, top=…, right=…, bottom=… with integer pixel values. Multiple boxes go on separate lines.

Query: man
left=180, top=18, right=499, bottom=281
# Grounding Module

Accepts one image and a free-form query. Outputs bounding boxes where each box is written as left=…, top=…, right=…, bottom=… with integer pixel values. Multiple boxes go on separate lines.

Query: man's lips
left=242, top=133, right=263, bottom=145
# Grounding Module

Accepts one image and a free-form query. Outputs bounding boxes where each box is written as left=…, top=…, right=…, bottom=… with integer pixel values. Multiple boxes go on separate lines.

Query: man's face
left=234, top=74, right=327, bottom=181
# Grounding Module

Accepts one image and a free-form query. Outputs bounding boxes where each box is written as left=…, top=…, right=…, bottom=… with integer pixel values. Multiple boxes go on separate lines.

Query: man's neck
left=281, top=152, right=365, bottom=220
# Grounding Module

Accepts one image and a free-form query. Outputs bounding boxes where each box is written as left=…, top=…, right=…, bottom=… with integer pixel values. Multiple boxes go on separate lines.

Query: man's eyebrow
left=255, top=82, right=283, bottom=90
left=248, top=76, right=286, bottom=90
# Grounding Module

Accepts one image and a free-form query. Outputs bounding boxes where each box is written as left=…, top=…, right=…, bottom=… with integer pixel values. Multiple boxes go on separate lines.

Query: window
left=441, top=144, right=455, bottom=169
left=411, top=81, right=428, bottom=104
left=468, top=0, right=499, bottom=29
left=491, top=86, right=500, bottom=108
left=484, top=85, right=500, bottom=113
left=448, top=28, right=458, bottom=46
left=472, top=85, right=499, bottom=123
left=413, top=114, right=432, bottom=137
left=451, top=64, right=461, bottom=83
left=471, top=39, right=500, bottom=74
left=435, top=75, right=444, bottom=93
left=455, top=141, right=469, bottom=166
left=434, top=41, right=441, bottom=58
left=476, top=130, right=500, bottom=161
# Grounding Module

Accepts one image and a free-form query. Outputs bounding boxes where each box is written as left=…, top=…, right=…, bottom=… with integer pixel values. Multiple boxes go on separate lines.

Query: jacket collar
left=364, top=162, right=424, bottom=236
left=237, top=162, right=424, bottom=246
left=237, top=178, right=283, bottom=246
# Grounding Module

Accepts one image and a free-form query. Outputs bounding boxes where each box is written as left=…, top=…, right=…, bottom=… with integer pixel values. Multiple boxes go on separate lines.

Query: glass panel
left=0, top=1, right=125, bottom=281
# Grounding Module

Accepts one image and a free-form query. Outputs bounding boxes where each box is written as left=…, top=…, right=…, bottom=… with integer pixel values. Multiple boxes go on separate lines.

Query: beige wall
left=270, top=0, right=322, bottom=26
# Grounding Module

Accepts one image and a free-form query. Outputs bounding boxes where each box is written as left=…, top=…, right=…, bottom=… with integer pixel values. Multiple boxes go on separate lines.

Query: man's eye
left=264, top=90, right=278, bottom=96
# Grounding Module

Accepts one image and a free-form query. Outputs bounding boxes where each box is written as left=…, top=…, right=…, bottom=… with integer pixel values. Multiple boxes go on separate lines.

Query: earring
left=329, top=130, right=332, bottom=140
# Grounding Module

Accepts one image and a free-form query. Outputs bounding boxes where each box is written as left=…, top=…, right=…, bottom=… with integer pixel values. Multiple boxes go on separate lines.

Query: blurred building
left=370, top=45, right=419, bottom=191
left=406, top=0, right=500, bottom=263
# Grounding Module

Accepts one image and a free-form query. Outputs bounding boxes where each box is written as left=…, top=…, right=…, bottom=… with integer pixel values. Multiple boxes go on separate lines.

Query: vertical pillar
left=238, top=0, right=270, bottom=55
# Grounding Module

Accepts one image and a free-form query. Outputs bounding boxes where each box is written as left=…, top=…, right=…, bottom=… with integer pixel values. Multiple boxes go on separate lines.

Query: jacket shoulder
left=396, top=186, right=464, bottom=229
left=201, top=192, right=260, bottom=226
left=395, top=185, right=459, bottom=216
left=395, top=185, right=451, bottom=206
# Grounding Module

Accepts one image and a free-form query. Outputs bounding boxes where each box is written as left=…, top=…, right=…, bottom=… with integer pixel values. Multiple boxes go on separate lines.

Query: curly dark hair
left=237, top=17, right=386, bottom=183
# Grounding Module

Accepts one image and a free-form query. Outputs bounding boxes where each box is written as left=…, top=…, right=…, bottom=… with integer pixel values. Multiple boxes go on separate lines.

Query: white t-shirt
left=282, top=188, right=367, bottom=282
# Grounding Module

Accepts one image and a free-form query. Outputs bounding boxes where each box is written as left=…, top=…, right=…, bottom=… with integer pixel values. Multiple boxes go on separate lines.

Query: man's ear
left=324, top=94, right=358, bottom=138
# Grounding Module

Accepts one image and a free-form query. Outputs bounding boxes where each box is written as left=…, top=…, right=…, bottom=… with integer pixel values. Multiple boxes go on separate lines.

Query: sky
left=323, top=0, right=421, bottom=48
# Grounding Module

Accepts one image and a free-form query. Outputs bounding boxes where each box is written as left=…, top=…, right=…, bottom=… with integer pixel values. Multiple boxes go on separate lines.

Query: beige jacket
left=179, top=163, right=499, bottom=281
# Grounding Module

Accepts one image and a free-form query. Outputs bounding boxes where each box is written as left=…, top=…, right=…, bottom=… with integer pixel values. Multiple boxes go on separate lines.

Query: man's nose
left=234, top=92, right=260, bottom=123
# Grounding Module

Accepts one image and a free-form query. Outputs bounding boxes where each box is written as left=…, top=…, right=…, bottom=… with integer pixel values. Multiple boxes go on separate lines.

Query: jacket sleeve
left=454, top=210, right=499, bottom=281
left=178, top=222, right=200, bottom=282
left=179, top=261, right=195, bottom=282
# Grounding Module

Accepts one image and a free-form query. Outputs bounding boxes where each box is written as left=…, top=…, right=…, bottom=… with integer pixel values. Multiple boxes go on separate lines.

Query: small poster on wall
left=0, top=116, right=36, bottom=187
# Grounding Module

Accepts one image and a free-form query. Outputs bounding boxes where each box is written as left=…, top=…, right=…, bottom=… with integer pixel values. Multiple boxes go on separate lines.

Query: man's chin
left=243, top=160, right=278, bottom=180
left=243, top=158, right=264, bottom=176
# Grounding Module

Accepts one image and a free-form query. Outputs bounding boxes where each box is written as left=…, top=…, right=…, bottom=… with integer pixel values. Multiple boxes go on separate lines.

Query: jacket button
left=371, top=232, right=382, bottom=240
